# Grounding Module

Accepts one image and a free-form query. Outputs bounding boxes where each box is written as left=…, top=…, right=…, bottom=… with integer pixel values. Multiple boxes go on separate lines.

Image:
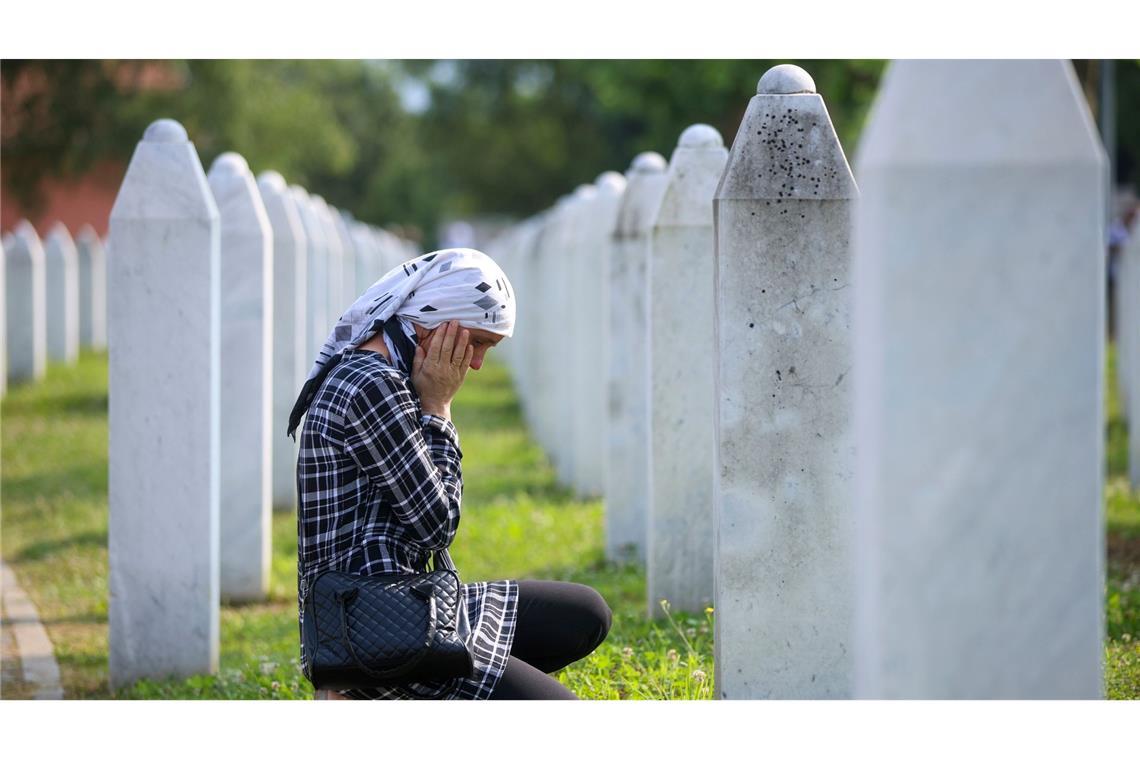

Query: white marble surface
left=258, top=171, right=307, bottom=512
left=574, top=172, right=627, bottom=498
left=607, top=152, right=668, bottom=564
left=291, top=186, right=329, bottom=359
left=852, top=60, right=1105, bottom=698
left=108, top=118, right=220, bottom=687
left=332, top=208, right=358, bottom=309
left=76, top=225, right=107, bottom=349
left=713, top=66, right=858, bottom=699
left=559, top=184, right=597, bottom=491
left=1121, top=225, right=1140, bottom=486
left=208, top=152, right=273, bottom=603
left=43, top=222, right=80, bottom=365
left=311, top=195, right=345, bottom=330
left=5, top=225, right=47, bottom=383
left=647, top=125, right=727, bottom=617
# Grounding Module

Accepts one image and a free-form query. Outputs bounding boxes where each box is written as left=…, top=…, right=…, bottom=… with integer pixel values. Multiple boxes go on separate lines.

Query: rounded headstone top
left=630, top=151, right=667, bottom=174
left=48, top=221, right=71, bottom=238
left=573, top=184, right=597, bottom=199
left=757, top=64, right=816, bottom=95
left=678, top=124, right=724, bottom=148
left=258, top=170, right=288, bottom=193
left=143, top=118, right=189, bottom=143
left=595, top=170, right=627, bottom=193
left=209, top=151, right=250, bottom=178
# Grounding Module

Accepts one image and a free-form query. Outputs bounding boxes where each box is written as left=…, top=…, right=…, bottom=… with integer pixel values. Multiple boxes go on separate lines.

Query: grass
left=2, top=344, right=1138, bottom=700
left=1, top=351, right=712, bottom=700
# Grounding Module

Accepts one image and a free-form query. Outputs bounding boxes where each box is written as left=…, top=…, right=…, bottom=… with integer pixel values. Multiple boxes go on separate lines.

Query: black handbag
left=301, top=549, right=474, bottom=691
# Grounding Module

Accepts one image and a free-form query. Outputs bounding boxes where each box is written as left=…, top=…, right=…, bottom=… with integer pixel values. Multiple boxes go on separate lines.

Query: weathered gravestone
left=291, top=186, right=329, bottom=359
left=648, top=124, right=727, bottom=617
left=713, top=65, right=857, bottom=698
left=573, top=172, right=627, bottom=499
left=108, top=118, right=220, bottom=686
left=258, top=170, right=308, bottom=512
left=560, top=184, right=597, bottom=491
left=207, top=152, right=273, bottom=603
left=6, top=222, right=47, bottom=383
left=852, top=59, right=1105, bottom=698
left=607, top=152, right=669, bottom=564
left=76, top=225, right=108, bottom=349
left=43, top=222, right=80, bottom=365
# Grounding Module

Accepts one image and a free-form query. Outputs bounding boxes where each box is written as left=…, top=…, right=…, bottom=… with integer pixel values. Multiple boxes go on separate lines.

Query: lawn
left=0, top=351, right=712, bottom=700
left=2, top=344, right=1137, bottom=699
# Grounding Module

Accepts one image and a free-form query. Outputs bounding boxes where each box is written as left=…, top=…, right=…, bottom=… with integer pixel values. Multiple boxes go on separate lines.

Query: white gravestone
left=76, top=225, right=108, bottom=349
left=208, top=152, right=273, bottom=603
left=7, top=222, right=48, bottom=383
left=532, top=197, right=572, bottom=459
left=43, top=222, right=80, bottom=365
left=607, top=152, right=668, bottom=564
left=291, top=186, right=328, bottom=359
left=312, top=196, right=344, bottom=329
left=852, top=59, right=1105, bottom=698
left=648, top=125, right=727, bottom=617
left=108, top=118, right=220, bottom=687
left=713, top=65, right=858, bottom=698
left=560, top=185, right=597, bottom=491
left=1121, top=226, right=1140, bottom=487
left=575, top=173, right=627, bottom=498
left=333, top=211, right=358, bottom=307
left=258, top=171, right=308, bottom=512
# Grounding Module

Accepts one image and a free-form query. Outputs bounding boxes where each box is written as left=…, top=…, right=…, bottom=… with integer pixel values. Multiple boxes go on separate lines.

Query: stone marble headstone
left=331, top=208, right=357, bottom=309
left=108, top=118, right=220, bottom=687
left=43, top=222, right=80, bottom=365
left=76, top=225, right=108, bottom=349
left=713, top=65, right=858, bottom=699
left=1121, top=226, right=1140, bottom=487
left=311, top=196, right=344, bottom=329
left=208, top=152, right=273, bottom=603
left=5, top=225, right=47, bottom=383
left=559, top=184, right=597, bottom=491
left=258, top=170, right=308, bottom=512
left=648, top=125, right=727, bottom=617
left=852, top=59, right=1105, bottom=698
left=350, top=220, right=377, bottom=296
left=291, top=186, right=328, bottom=359
left=607, top=152, right=668, bottom=564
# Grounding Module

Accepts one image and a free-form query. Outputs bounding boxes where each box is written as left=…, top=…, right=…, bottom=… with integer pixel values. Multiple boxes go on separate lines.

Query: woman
left=289, top=248, right=611, bottom=700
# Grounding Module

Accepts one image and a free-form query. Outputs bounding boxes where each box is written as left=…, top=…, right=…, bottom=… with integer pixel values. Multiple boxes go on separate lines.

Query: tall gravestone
left=607, top=152, right=668, bottom=564
left=291, top=186, right=328, bottom=358
left=7, top=223, right=48, bottom=383
left=560, top=185, right=597, bottom=491
left=333, top=211, right=358, bottom=308
left=713, top=65, right=857, bottom=698
left=43, top=223, right=80, bottom=365
left=648, top=125, right=727, bottom=617
left=1122, top=226, right=1140, bottom=487
left=852, top=59, right=1105, bottom=698
left=208, top=152, right=273, bottom=603
left=108, top=118, right=220, bottom=687
left=312, top=196, right=344, bottom=329
left=76, top=225, right=108, bottom=349
left=258, top=171, right=308, bottom=512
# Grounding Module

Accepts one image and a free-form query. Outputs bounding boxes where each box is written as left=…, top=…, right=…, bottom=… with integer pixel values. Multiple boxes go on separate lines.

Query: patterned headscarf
left=287, top=248, right=515, bottom=438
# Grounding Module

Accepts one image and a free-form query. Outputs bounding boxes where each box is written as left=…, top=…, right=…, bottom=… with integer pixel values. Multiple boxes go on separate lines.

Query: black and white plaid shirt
left=296, top=347, right=518, bottom=699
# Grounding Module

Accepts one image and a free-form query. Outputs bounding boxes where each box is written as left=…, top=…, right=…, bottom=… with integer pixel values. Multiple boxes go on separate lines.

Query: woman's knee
left=571, top=583, right=612, bottom=652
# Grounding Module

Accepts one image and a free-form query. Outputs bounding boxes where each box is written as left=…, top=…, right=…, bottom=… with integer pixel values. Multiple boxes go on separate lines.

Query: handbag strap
left=334, top=583, right=438, bottom=681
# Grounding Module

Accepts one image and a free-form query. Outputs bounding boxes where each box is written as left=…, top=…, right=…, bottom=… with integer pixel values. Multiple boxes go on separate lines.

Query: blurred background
left=4, top=59, right=1136, bottom=253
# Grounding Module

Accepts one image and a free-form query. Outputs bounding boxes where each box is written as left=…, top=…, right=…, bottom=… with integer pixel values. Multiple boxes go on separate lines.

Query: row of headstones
left=103, top=118, right=418, bottom=688
left=1, top=220, right=107, bottom=395
left=487, top=60, right=1134, bottom=698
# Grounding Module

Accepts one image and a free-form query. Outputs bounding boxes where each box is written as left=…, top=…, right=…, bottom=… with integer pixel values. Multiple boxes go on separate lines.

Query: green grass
left=3, top=345, right=1137, bottom=699
left=1, top=352, right=712, bottom=700
left=1105, top=344, right=1140, bottom=699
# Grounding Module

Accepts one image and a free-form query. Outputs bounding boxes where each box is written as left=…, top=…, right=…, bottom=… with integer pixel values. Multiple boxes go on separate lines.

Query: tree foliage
left=4, top=59, right=1136, bottom=248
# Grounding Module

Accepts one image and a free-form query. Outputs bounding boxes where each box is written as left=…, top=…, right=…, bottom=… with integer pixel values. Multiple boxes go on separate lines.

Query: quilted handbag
left=301, top=550, right=474, bottom=690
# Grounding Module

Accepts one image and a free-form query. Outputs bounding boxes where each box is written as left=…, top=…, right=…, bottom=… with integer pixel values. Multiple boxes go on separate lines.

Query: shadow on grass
left=10, top=530, right=107, bottom=562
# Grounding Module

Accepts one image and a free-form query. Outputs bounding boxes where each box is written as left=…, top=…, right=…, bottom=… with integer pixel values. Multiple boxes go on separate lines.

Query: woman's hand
left=412, top=320, right=473, bottom=420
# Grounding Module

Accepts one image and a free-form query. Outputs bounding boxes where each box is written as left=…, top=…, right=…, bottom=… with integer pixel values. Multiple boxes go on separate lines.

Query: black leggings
left=488, top=580, right=612, bottom=700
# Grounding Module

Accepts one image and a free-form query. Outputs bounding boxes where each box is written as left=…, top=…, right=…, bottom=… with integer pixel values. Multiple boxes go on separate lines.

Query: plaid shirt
left=296, top=347, right=518, bottom=699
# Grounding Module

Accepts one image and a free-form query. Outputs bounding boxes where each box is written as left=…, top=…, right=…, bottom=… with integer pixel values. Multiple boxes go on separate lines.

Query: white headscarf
left=288, top=247, right=515, bottom=437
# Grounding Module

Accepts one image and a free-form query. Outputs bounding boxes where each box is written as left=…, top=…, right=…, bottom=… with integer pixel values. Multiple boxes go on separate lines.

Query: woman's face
left=415, top=323, right=504, bottom=370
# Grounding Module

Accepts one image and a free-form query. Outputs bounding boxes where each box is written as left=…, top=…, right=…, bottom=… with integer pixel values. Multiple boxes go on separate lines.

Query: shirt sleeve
left=341, top=372, right=463, bottom=551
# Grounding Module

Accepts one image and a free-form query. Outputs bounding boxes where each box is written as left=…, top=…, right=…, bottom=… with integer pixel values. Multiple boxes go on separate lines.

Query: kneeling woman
left=290, top=249, right=611, bottom=700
